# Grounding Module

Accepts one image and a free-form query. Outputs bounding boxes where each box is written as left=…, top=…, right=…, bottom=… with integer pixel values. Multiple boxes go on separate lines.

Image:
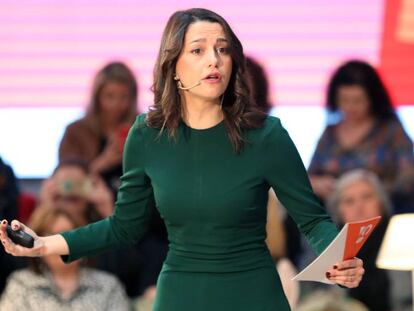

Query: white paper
left=292, top=216, right=381, bottom=284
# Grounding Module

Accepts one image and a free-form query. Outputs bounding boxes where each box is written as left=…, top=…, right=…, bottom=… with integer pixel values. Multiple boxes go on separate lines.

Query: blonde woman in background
left=59, top=61, right=138, bottom=194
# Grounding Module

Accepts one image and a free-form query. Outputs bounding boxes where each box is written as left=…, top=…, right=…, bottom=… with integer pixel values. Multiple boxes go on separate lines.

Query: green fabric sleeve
left=263, top=118, right=338, bottom=255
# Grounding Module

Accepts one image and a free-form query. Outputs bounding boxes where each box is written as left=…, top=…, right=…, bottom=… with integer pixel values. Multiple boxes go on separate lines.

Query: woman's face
left=53, top=166, right=90, bottom=222
left=98, top=81, right=131, bottom=123
left=338, top=180, right=382, bottom=223
left=43, top=215, right=79, bottom=271
left=175, top=21, right=233, bottom=104
left=337, top=85, right=371, bottom=122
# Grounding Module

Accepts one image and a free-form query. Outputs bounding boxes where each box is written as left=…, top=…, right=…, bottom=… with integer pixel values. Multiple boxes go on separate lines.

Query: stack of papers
left=293, top=216, right=382, bottom=284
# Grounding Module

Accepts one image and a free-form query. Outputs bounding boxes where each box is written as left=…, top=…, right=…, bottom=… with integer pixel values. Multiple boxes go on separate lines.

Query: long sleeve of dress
left=60, top=114, right=154, bottom=262
left=263, top=118, right=338, bottom=255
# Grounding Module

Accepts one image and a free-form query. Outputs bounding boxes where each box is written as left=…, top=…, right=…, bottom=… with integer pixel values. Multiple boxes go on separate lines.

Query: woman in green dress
left=0, top=8, right=364, bottom=311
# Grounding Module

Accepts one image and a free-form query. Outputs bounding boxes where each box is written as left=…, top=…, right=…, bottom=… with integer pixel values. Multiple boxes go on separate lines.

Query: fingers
left=0, top=220, right=8, bottom=248
left=0, top=219, right=40, bottom=257
left=0, top=221, right=43, bottom=257
left=2, top=236, right=43, bottom=257
left=8, top=220, right=36, bottom=237
left=0, top=219, right=7, bottom=232
left=326, top=257, right=365, bottom=288
left=334, top=257, right=363, bottom=270
left=328, top=275, right=362, bottom=288
left=10, top=220, right=21, bottom=231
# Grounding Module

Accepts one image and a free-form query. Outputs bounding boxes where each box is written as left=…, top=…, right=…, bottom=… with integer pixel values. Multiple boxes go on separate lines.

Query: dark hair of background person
left=147, top=8, right=266, bottom=154
left=326, top=59, right=398, bottom=121
left=86, top=61, right=138, bottom=134
left=0, top=157, right=19, bottom=222
left=245, top=56, right=272, bottom=114
left=27, top=206, right=84, bottom=274
left=0, top=157, right=25, bottom=295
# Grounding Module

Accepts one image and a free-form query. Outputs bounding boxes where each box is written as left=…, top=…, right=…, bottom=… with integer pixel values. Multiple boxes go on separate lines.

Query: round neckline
left=182, top=119, right=224, bottom=132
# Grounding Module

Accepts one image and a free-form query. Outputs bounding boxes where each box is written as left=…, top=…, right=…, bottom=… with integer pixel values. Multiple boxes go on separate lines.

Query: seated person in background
left=265, top=189, right=286, bottom=261
left=39, top=159, right=167, bottom=298
left=0, top=206, right=130, bottom=311
left=309, top=60, right=414, bottom=213
left=327, top=169, right=391, bottom=311
left=59, top=61, right=138, bottom=196
left=265, top=189, right=299, bottom=310
left=0, top=157, right=26, bottom=294
left=296, top=289, right=369, bottom=311
left=245, top=56, right=273, bottom=114
left=39, top=159, right=113, bottom=225
left=0, top=157, right=19, bottom=229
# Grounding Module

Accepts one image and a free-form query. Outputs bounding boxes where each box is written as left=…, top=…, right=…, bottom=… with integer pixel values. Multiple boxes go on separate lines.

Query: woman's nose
left=207, top=49, right=219, bottom=68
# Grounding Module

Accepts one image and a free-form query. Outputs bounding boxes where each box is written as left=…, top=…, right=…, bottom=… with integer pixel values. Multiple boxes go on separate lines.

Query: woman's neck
left=341, top=115, right=374, bottom=128
left=100, top=116, right=120, bottom=136
left=50, top=265, right=80, bottom=299
left=182, top=97, right=223, bottom=129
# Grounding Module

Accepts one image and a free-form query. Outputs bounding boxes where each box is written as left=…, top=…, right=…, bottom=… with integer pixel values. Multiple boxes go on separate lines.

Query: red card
left=343, top=216, right=382, bottom=260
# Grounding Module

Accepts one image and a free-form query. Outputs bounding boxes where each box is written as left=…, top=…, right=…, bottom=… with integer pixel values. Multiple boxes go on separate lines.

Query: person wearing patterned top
left=309, top=60, right=414, bottom=213
left=0, top=268, right=130, bottom=311
left=0, top=207, right=130, bottom=311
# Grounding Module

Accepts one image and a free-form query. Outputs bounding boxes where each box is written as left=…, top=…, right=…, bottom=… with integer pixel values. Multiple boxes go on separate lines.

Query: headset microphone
left=174, top=76, right=202, bottom=90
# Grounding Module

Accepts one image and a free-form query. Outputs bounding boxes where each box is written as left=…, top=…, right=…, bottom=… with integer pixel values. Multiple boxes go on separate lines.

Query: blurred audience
left=38, top=159, right=148, bottom=297
left=246, top=56, right=272, bottom=114
left=265, top=189, right=300, bottom=309
left=0, top=157, right=19, bottom=222
left=5, top=55, right=411, bottom=310
left=59, top=61, right=138, bottom=195
left=265, top=189, right=286, bottom=261
left=0, top=157, right=25, bottom=294
left=296, top=289, right=369, bottom=311
left=309, top=60, right=414, bottom=213
left=0, top=206, right=130, bottom=311
left=39, top=159, right=113, bottom=225
left=327, top=169, right=391, bottom=311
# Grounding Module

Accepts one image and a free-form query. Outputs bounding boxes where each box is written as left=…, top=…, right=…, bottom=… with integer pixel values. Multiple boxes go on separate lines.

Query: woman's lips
left=202, top=73, right=222, bottom=83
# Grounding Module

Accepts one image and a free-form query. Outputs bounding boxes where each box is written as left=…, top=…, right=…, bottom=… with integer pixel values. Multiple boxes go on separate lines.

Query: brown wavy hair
left=27, top=205, right=83, bottom=274
left=147, top=8, right=266, bottom=153
left=86, top=61, right=138, bottom=135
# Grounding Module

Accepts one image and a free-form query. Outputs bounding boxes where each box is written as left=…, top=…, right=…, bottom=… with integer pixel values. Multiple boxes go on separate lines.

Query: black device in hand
left=6, top=224, right=34, bottom=248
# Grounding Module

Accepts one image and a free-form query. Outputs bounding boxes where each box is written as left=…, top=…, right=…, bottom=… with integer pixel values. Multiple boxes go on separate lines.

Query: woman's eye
left=191, top=48, right=201, bottom=55
left=217, top=47, right=229, bottom=54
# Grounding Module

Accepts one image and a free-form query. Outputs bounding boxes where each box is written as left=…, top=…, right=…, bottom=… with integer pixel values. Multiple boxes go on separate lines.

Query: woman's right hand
left=0, top=219, right=45, bottom=257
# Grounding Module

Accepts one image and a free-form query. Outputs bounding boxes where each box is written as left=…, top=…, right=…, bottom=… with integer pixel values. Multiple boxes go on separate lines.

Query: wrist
left=38, top=236, right=49, bottom=256
left=41, top=234, right=69, bottom=257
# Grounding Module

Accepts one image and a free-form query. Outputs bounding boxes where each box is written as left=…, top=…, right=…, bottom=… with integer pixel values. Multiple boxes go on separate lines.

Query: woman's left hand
left=326, top=257, right=364, bottom=288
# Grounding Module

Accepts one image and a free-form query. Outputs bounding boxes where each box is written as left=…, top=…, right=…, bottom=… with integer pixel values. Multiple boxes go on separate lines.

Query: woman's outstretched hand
left=326, top=257, right=365, bottom=288
left=0, top=219, right=45, bottom=257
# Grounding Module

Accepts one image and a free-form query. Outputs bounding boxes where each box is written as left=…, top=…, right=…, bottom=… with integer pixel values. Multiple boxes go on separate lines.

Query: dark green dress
left=61, top=114, right=338, bottom=311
